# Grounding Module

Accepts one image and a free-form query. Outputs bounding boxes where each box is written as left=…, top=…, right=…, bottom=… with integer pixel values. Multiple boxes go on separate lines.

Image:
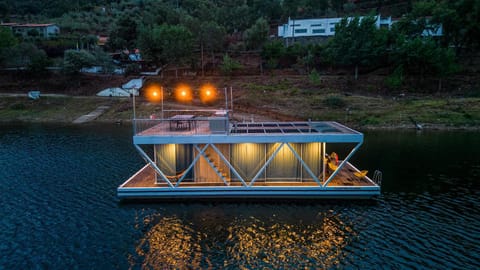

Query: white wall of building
left=278, top=15, right=391, bottom=38
left=276, top=15, right=447, bottom=39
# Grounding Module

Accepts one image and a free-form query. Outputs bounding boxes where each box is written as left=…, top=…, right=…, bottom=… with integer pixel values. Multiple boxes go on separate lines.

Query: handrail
left=373, top=170, right=383, bottom=186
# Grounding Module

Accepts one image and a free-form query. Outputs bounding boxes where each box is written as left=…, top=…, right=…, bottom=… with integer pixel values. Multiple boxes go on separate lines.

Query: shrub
left=385, top=65, right=403, bottom=89
left=219, top=54, right=242, bottom=76
left=27, top=50, right=52, bottom=75
left=10, top=103, right=26, bottom=110
left=323, top=96, right=346, bottom=108
left=309, top=69, right=321, bottom=85
left=63, top=49, right=95, bottom=75
left=265, top=58, right=279, bottom=70
left=124, top=63, right=140, bottom=76
left=361, top=116, right=380, bottom=125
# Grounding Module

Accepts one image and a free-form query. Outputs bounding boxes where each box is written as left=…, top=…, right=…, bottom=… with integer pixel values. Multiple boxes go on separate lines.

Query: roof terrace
left=133, top=110, right=363, bottom=144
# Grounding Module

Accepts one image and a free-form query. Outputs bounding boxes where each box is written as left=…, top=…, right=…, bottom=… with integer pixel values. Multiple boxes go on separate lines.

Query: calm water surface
left=0, top=123, right=479, bottom=269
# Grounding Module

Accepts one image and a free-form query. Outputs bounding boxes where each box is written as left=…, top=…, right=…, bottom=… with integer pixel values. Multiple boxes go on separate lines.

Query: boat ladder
left=373, top=170, right=383, bottom=186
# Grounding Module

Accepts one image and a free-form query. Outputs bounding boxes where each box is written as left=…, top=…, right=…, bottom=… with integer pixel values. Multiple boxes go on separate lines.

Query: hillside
left=0, top=0, right=479, bottom=129
left=0, top=69, right=479, bottom=129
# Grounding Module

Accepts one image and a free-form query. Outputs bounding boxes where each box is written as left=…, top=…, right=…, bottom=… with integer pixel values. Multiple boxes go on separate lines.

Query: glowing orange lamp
left=145, top=83, right=163, bottom=103
left=143, top=83, right=165, bottom=119
left=175, top=84, right=193, bottom=103
left=200, top=84, right=217, bottom=104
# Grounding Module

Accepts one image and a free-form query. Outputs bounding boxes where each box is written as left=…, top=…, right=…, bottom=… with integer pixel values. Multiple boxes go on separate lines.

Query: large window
left=294, top=29, right=307, bottom=34
left=312, top=29, right=326, bottom=34
left=230, top=143, right=323, bottom=183
left=155, top=144, right=194, bottom=181
left=266, top=143, right=301, bottom=181
left=231, top=143, right=266, bottom=182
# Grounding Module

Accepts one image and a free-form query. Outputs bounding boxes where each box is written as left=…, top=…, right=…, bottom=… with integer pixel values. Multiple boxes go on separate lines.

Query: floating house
left=118, top=87, right=381, bottom=200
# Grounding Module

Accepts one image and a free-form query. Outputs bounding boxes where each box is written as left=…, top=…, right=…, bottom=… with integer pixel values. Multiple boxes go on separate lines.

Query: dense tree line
left=0, top=0, right=410, bottom=22
left=0, top=0, right=478, bottom=91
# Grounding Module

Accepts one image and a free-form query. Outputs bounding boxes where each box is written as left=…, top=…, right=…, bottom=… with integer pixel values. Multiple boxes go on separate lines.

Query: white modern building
left=277, top=15, right=442, bottom=38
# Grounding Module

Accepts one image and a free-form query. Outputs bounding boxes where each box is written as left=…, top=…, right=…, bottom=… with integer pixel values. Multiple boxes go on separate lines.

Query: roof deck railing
left=133, top=109, right=230, bottom=136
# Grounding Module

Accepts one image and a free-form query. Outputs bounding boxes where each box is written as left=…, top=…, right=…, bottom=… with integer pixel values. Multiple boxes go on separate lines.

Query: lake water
left=0, top=124, right=479, bottom=269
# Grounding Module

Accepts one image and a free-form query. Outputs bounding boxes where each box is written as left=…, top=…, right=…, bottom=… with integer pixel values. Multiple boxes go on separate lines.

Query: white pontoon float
left=118, top=107, right=382, bottom=200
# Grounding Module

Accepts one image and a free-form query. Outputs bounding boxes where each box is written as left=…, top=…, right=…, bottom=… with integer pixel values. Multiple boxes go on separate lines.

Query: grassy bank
left=1, top=91, right=479, bottom=130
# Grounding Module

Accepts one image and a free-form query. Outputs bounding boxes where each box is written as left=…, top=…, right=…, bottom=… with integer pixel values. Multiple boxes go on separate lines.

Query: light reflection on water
left=129, top=205, right=356, bottom=269
left=132, top=216, right=203, bottom=268
left=0, top=124, right=479, bottom=269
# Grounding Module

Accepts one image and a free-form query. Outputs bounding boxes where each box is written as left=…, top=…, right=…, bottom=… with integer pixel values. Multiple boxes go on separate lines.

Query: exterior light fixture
left=200, top=83, right=217, bottom=104
left=175, top=83, right=193, bottom=103
left=144, top=83, right=164, bottom=119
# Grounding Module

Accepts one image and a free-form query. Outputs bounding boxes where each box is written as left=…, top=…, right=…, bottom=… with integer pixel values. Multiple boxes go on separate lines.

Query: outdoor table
left=169, top=115, right=195, bottom=131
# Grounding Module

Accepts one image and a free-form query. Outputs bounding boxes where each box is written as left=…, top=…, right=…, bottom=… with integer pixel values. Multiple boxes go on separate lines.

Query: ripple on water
left=1, top=125, right=480, bottom=269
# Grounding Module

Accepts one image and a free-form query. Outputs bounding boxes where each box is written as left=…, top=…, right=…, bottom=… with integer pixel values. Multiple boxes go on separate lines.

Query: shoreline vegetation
left=1, top=75, right=478, bottom=131
left=1, top=1, right=479, bottom=132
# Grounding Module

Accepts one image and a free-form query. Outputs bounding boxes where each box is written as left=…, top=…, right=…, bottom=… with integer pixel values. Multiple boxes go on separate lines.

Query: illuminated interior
left=154, top=143, right=324, bottom=184
left=155, top=144, right=193, bottom=181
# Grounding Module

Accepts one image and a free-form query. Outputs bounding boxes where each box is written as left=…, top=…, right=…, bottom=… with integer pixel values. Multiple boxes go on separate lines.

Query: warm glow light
left=175, top=84, right=193, bottom=103
left=199, top=83, right=217, bottom=104
left=132, top=215, right=202, bottom=268
left=130, top=212, right=351, bottom=268
left=144, top=83, right=163, bottom=103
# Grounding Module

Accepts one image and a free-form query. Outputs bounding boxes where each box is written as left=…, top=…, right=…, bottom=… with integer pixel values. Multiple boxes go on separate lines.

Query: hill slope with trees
left=0, top=0, right=478, bottom=95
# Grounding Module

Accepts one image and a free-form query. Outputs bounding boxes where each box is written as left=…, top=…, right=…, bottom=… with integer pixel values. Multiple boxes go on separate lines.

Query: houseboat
left=118, top=87, right=382, bottom=200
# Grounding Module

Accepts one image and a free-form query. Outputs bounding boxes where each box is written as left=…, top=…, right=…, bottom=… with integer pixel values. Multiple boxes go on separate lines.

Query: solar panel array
left=230, top=122, right=342, bottom=134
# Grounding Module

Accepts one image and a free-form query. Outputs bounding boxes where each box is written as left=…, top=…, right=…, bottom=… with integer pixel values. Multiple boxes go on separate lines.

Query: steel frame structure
left=118, top=120, right=381, bottom=199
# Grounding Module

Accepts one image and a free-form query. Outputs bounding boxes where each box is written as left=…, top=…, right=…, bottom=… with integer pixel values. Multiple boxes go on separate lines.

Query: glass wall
left=155, top=143, right=324, bottom=184
left=230, top=143, right=323, bottom=183
left=231, top=143, right=266, bottom=182
left=155, top=144, right=193, bottom=182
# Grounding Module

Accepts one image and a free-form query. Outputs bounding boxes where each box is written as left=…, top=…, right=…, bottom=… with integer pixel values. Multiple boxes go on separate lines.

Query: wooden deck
left=120, top=163, right=376, bottom=188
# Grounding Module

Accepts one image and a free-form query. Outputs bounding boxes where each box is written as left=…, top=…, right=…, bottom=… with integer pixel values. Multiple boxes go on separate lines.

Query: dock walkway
left=73, top=105, right=110, bottom=124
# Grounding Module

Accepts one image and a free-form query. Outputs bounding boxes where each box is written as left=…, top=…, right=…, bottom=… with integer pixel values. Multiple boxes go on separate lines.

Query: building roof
left=14, top=23, right=57, bottom=28
left=0, top=23, right=57, bottom=28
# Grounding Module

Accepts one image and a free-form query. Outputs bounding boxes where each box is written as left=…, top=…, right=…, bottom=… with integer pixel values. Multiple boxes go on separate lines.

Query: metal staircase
left=204, top=153, right=230, bottom=185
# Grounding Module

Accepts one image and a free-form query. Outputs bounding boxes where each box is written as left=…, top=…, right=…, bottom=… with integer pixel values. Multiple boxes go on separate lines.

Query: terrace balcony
left=133, top=110, right=363, bottom=145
